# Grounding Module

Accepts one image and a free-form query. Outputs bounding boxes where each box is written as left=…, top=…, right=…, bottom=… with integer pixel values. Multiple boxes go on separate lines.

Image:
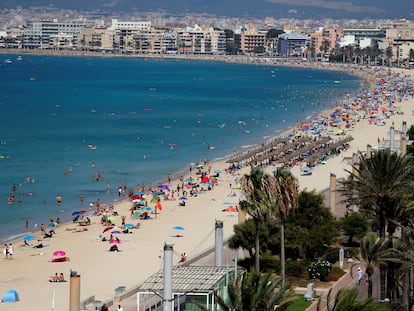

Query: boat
left=29, top=77, right=37, bottom=81
left=88, top=145, right=97, bottom=150
left=4, top=59, right=12, bottom=63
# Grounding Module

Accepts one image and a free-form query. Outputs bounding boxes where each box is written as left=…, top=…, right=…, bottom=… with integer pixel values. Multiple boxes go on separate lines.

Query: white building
left=339, top=35, right=355, bottom=48
left=108, top=19, right=151, bottom=31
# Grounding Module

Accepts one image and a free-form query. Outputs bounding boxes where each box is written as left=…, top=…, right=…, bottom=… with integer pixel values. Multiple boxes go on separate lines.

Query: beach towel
left=20, top=244, right=49, bottom=250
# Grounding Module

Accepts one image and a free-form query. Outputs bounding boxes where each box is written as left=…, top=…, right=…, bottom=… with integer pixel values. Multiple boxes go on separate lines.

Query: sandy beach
left=1, top=60, right=413, bottom=311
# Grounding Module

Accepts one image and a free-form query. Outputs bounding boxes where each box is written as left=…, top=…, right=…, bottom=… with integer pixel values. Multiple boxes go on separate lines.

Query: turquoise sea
left=0, top=54, right=361, bottom=242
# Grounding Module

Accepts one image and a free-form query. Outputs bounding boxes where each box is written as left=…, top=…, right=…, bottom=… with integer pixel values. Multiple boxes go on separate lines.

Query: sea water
left=0, top=55, right=361, bottom=242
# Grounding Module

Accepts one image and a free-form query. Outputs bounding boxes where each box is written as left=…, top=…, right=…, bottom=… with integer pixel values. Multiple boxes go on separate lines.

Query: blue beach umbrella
left=158, top=184, right=170, bottom=191
left=24, top=235, right=34, bottom=241
left=139, top=206, right=152, bottom=211
left=124, top=223, right=135, bottom=228
left=135, top=191, right=144, bottom=195
left=173, top=226, right=185, bottom=231
left=179, top=196, right=188, bottom=200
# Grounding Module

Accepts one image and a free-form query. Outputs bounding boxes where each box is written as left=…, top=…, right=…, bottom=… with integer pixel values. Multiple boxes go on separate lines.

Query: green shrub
left=345, top=247, right=359, bottom=258
left=260, top=254, right=281, bottom=273
left=322, top=247, right=339, bottom=264
left=308, top=260, right=332, bottom=281
left=286, top=261, right=305, bottom=277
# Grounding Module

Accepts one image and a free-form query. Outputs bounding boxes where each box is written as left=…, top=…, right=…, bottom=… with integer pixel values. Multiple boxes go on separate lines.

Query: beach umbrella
left=71, top=211, right=83, bottom=216
left=24, top=235, right=34, bottom=241
left=102, top=226, right=114, bottom=233
left=152, top=191, right=163, bottom=196
left=158, top=184, right=170, bottom=191
left=223, top=206, right=238, bottom=212
left=135, top=191, right=144, bottom=195
left=124, top=223, right=135, bottom=228
left=53, top=250, right=66, bottom=257
left=179, top=196, right=188, bottom=200
left=156, top=201, right=163, bottom=211
left=173, top=226, right=185, bottom=236
left=150, top=196, right=160, bottom=203
left=107, top=215, right=116, bottom=222
left=109, top=239, right=121, bottom=245
left=111, top=230, right=122, bottom=234
left=139, top=206, right=152, bottom=211
left=203, top=182, right=212, bottom=187
left=132, top=199, right=141, bottom=203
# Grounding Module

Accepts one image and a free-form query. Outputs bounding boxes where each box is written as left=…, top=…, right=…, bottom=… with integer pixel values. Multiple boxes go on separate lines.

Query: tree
left=273, top=169, right=299, bottom=287
left=339, top=212, right=369, bottom=244
left=342, top=150, right=414, bottom=239
left=194, top=269, right=296, bottom=311
left=318, top=288, right=390, bottom=311
left=228, top=218, right=278, bottom=260
left=240, top=169, right=277, bottom=272
left=285, top=190, right=339, bottom=260
left=386, top=46, right=393, bottom=65
left=266, top=29, right=284, bottom=39
left=360, top=233, right=389, bottom=298
left=342, top=149, right=414, bottom=299
left=252, top=46, right=265, bottom=54
left=409, top=49, right=414, bottom=61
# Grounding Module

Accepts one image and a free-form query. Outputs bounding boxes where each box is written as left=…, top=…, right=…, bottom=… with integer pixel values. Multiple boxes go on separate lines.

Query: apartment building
left=21, top=19, right=94, bottom=49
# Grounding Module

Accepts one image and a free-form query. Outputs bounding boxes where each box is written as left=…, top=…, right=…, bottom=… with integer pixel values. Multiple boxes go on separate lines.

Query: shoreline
left=1, top=51, right=414, bottom=310
left=0, top=50, right=362, bottom=245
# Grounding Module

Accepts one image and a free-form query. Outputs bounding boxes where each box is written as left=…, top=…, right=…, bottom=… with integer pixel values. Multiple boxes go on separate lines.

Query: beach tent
left=1, top=289, right=19, bottom=302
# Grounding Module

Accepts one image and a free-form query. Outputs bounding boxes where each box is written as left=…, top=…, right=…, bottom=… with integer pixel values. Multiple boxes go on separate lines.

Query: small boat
left=88, top=145, right=97, bottom=150
left=29, top=77, right=36, bottom=81
left=4, top=59, right=12, bottom=63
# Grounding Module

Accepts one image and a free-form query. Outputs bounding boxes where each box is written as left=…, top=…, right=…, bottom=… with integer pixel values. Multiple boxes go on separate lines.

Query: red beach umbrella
left=53, top=250, right=66, bottom=257
left=102, top=226, right=114, bottom=233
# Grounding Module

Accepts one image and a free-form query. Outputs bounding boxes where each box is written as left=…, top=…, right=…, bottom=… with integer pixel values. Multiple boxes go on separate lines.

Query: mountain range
left=3, top=0, right=414, bottom=20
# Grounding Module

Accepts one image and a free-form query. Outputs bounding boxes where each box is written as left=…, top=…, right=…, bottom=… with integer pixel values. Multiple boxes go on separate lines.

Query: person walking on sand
left=8, top=244, right=13, bottom=259
left=116, top=305, right=124, bottom=311
left=3, top=244, right=9, bottom=259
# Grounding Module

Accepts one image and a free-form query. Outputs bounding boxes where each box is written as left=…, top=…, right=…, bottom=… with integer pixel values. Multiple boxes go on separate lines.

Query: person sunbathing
left=49, top=273, right=59, bottom=282
left=58, top=273, right=65, bottom=282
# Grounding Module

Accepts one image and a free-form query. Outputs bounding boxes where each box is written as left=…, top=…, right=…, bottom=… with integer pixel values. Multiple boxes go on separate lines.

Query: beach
left=1, top=58, right=413, bottom=311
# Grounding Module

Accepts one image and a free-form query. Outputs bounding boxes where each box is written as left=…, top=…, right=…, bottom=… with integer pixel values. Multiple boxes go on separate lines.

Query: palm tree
left=240, top=169, right=276, bottom=272
left=194, top=269, right=296, bottom=311
left=273, top=168, right=299, bottom=287
left=342, top=149, right=414, bottom=299
left=318, top=288, right=390, bottom=311
left=360, top=233, right=389, bottom=298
